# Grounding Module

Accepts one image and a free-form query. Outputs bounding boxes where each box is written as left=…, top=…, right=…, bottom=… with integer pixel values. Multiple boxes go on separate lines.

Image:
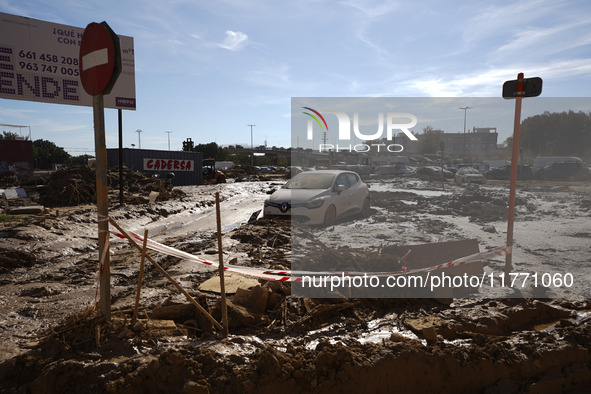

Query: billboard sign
left=0, top=12, right=135, bottom=109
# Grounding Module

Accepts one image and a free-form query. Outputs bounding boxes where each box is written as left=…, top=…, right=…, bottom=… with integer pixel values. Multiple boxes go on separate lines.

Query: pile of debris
left=224, top=165, right=258, bottom=179
left=225, top=165, right=289, bottom=182
left=38, top=166, right=186, bottom=207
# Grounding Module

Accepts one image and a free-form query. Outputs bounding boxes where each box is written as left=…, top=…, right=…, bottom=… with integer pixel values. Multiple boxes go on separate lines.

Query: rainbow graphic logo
left=302, top=107, right=328, bottom=132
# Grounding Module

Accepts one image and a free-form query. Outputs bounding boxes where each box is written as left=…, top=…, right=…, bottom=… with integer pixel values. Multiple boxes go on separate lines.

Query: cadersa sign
left=143, top=158, right=194, bottom=171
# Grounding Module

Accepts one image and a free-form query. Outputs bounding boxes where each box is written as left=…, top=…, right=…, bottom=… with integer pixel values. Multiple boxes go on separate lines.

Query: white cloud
left=216, top=30, right=249, bottom=51
left=408, top=58, right=591, bottom=97
left=462, top=0, right=559, bottom=46
left=0, top=106, right=38, bottom=120
left=248, top=64, right=291, bottom=88
left=341, top=0, right=400, bottom=18
left=493, top=19, right=591, bottom=58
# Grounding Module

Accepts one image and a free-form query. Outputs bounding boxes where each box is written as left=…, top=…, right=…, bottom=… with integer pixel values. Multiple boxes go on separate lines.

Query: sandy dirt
left=1, top=172, right=590, bottom=393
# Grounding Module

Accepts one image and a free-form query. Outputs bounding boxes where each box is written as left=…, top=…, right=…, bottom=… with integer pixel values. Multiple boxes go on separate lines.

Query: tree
left=188, top=142, right=226, bottom=161
left=33, top=139, right=71, bottom=169
left=69, top=154, right=95, bottom=167
left=416, top=126, right=444, bottom=154
left=518, top=111, right=591, bottom=160
left=1, top=131, right=21, bottom=140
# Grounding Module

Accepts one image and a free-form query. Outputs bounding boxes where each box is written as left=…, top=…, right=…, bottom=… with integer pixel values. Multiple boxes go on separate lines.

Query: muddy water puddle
left=534, top=309, right=591, bottom=332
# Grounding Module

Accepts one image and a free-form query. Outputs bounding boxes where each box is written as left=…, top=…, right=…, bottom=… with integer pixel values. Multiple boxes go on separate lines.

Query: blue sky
left=1, top=0, right=590, bottom=155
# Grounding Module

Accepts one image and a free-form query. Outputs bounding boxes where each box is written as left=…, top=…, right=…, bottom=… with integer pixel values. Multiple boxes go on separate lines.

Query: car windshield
left=283, top=173, right=335, bottom=189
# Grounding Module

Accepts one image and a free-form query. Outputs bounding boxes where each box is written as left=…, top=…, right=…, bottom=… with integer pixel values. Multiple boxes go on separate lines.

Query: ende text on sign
left=0, top=49, right=81, bottom=102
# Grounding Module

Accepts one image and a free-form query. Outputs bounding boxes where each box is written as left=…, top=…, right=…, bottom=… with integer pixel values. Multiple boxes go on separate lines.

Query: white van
left=533, top=157, right=584, bottom=172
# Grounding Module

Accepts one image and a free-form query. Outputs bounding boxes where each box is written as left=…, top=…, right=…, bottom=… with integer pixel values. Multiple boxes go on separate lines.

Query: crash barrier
left=113, top=227, right=509, bottom=282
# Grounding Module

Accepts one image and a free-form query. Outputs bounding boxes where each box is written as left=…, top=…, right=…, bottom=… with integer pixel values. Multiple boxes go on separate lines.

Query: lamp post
left=459, top=106, right=472, bottom=161
left=165, top=131, right=172, bottom=150
left=135, top=129, right=142, bottom=149
left=247, top=124, right=255, bottom=166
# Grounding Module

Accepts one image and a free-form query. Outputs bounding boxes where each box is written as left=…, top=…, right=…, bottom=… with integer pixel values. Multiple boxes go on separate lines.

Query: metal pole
left=505, top=73, right=524, bottom=276
left=460, top=106, right=471, bottom=162
left=136, top=129, right=142, bottom=149
left=247, top=124, right=255, bottom=166
left=93, top=94, right=110, bottom=321
left=118, top=109, right=124, bottom=206
left=165, top=131, right=172, bottom=151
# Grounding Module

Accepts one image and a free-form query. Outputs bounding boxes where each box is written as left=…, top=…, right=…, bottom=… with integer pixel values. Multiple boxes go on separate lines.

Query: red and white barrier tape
left=113, top=230, right=509, bottom=282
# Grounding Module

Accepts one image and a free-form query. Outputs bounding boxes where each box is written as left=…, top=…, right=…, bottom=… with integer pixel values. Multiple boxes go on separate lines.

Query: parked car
left=533, top=156, right=584, bottom=172
left=286, top=166, right=304, bottom=176
left=485, top=165, right=534, bottom=180
left=534, top=162, right=590, bottom=181
left=258, top=166, right=273, bottom=173
left=416, top=166, right=453, bottom=179
left=263, top=170, right=371, bottom=226
left=455, top=167, right=485, bottom=184
left=375, top=163, right=413, bottom=176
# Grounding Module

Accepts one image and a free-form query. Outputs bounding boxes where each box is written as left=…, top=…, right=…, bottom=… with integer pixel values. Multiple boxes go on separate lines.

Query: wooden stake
left=109, top=218, right=223, bottom=331
left=215, top=192, right=229, bottom=337
left=132, top=229, right=149, bottom=324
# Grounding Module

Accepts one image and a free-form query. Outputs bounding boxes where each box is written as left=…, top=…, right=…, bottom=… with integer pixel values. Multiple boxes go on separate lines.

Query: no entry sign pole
left=502, top=73, right=542, bottom=277
left=79, top=21, right=122, bottom=321
left=94, top=93, right=111, bottom=319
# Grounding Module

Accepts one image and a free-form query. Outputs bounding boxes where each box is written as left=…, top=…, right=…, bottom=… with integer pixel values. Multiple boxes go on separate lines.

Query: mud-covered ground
left=1, top=173, right=590, bottom=393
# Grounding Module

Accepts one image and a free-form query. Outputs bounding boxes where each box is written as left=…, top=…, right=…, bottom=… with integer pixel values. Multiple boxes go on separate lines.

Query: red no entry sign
left=79, top=22, right=121, bottom=96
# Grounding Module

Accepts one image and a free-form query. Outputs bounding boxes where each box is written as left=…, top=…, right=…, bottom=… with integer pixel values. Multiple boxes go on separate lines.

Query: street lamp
left=165, top=131, right=172, bottom=150
left=135, top=129, right=143, bottom=149
left=247, top=124, right=255, bottom=166
left=459, top=106, right=472, bottom=161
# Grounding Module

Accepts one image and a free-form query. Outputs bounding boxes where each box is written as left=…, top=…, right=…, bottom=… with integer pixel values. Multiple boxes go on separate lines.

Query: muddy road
left=1, top=175, right=591, bottom=393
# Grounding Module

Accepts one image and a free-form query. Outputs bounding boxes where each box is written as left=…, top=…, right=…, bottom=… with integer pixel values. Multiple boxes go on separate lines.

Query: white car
left=454, top=167, right=485, bottom=184
left=263, top=170, right=371, bottom=226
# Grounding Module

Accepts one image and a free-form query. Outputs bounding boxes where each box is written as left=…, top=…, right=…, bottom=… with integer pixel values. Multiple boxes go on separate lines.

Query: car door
left=345, top=172, right=365, bottom=212
left=333, top=173, right=352, bottom=218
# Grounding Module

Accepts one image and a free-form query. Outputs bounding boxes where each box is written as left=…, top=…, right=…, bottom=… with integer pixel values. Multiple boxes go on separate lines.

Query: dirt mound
left=0, top=247, right=37, bottom=273
left=1, top=299, right=590, bottom=393
left=224, top=165, right=258, bottom=178
left=371, top=189, right=535, bottom=223
left=38, top=166, right=186, bottom=207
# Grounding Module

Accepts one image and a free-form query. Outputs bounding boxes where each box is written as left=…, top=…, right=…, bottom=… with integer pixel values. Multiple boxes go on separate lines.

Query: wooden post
left=505, top=72, right=525, bottom=276
left=215, top=192, right=229, bottom=337
left=93, top=93, right=111, bottom=321
left=132, top=229, right=149, bottom=324
left=109, top=218, right=223, bottom=331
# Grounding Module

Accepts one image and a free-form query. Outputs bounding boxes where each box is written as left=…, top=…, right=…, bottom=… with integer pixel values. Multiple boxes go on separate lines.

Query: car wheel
left=323, top=205, right=336, bottom=226
left=361, top=197, right=371, bottom=218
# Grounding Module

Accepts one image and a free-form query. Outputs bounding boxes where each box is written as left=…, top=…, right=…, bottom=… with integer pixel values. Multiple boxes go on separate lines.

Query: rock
left=422, top=326, right=439, bottom=345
